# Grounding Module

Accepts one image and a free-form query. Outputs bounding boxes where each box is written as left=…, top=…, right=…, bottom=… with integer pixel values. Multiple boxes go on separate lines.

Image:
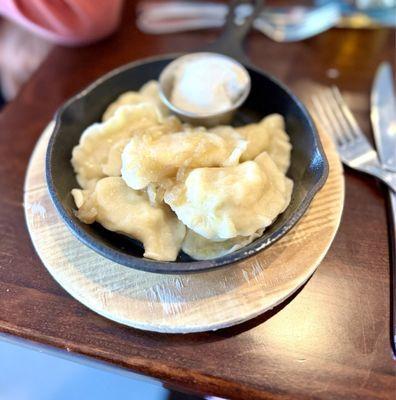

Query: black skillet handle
left=204, top=0, right=263, bottom=65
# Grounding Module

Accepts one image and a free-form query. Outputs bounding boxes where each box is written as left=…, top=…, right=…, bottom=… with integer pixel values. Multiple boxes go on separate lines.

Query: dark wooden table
left=0, top=3, right=395, bottom=399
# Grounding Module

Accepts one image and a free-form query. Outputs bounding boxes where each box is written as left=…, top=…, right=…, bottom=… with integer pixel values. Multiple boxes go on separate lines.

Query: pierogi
left=71, top=103, right=162, bottom=189
left=70, top=80, right=294, bottom=261
left=121, top=126, right=247, bottom=190
left=102, top=80, right=169, bottom=121
left=164, top=152, right=293, bottom=241
left=72, top=103, right=183, bottom=189
left=71, top=177, right=185, bottom=261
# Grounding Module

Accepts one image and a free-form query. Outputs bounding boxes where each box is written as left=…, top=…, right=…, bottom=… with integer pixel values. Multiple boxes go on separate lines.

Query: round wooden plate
left=24, top=122, right=344, bottom=333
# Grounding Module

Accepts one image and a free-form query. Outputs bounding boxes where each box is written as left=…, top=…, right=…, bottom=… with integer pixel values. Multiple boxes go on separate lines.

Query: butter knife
left=371, top=62, right=396, bottom=172
left=371, top=62, right=396, bottom=356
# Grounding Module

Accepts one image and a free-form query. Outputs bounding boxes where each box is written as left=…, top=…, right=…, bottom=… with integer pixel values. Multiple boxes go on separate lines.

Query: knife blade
left=371, top=62, right=396, bottom=357
left=371, top=62, right=396, bottom=172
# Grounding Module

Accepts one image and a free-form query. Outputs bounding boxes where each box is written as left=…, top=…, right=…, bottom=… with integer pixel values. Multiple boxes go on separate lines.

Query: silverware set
left=312, top=63, right=396, bottom=356
left=312, top=86, right=396, bottom=192
left=136, top=1, right=395, bottom=42
left=137, top=1, right=341, bottom=42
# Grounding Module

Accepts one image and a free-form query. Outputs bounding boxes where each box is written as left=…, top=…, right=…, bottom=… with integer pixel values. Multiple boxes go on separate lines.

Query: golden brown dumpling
left=101, top=116, right=183, bottom=178
left=121, top=126, right=247, bottom=190
left=71, top=103, right=162, bottom=189
left=71, top=177, right=186, bottom=261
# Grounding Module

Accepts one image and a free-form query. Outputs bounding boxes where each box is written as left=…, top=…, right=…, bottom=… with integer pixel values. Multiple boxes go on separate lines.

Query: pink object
left=0, top=0, right=124, bottom=45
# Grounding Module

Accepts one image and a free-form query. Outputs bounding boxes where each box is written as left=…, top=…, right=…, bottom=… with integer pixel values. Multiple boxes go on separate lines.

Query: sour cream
left=170, top=54, right=249, bottom=115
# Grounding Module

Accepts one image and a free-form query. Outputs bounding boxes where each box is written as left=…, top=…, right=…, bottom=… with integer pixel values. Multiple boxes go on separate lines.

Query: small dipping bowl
left=159, top=52, right=251, bottom=127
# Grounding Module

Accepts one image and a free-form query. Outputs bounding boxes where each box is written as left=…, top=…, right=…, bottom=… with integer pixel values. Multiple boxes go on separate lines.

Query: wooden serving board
left=24, top=122, right=344, bottom=333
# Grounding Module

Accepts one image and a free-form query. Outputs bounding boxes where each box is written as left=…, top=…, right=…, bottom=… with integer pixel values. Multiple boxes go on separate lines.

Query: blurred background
left=0, top=0, right=395, bottom=107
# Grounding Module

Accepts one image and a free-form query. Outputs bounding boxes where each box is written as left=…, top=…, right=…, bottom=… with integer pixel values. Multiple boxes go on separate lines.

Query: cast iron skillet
left=46, top=0, right=328, bottom=273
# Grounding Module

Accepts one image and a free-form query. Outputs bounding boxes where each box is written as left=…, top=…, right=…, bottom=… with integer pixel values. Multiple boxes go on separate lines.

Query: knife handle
left=386, top=188, right=396, bottom=357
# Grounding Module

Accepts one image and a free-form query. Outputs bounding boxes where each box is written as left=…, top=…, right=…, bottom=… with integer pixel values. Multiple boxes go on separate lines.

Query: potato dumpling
left=71, top=103, right=162, bottom=190
left=101, top=116, right=183, bottom=177
left=121, top=126, right=247, bottom=190
left=164, top=152, right=293, bottom=241
left=102, top=80, right=169, bottom=121
left=71, top=177, right=186, bottom=261
left=72, top=103, right=183, bottom=190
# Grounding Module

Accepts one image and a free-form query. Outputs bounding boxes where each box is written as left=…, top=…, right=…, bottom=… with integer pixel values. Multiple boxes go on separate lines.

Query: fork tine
left=314, top=90, right=348, bottom=145
left=331, top=86, right=365, bottom=139
left=311, top=86, right=396, bottom=193
left=323, top=88, right=355, bottom=143
left=311, top=94, right=342, bottom=145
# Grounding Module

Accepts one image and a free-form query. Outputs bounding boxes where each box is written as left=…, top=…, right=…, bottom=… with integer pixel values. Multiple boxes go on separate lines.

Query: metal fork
left=312, top=86, right=396, bottom=192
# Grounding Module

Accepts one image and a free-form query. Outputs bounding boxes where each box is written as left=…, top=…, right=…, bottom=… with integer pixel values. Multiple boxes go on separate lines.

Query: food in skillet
left=71, top=80, right=293, bottom=261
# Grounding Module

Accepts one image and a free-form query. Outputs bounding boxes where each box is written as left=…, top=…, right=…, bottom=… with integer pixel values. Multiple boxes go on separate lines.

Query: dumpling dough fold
left=238, top=114, right=292, bottom=173
left=182, top=228, right=264, bottom=260
left=71, top=177, right=186, bottom=261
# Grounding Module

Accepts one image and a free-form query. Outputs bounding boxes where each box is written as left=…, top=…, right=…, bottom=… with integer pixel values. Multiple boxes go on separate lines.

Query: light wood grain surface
left=24, top=121, right=344, bottom=333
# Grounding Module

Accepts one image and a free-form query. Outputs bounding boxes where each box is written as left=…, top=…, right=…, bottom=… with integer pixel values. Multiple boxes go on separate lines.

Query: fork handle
left=354, top=163, right=396, bottom=193
left=387, top=188, right=396, bottom=357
